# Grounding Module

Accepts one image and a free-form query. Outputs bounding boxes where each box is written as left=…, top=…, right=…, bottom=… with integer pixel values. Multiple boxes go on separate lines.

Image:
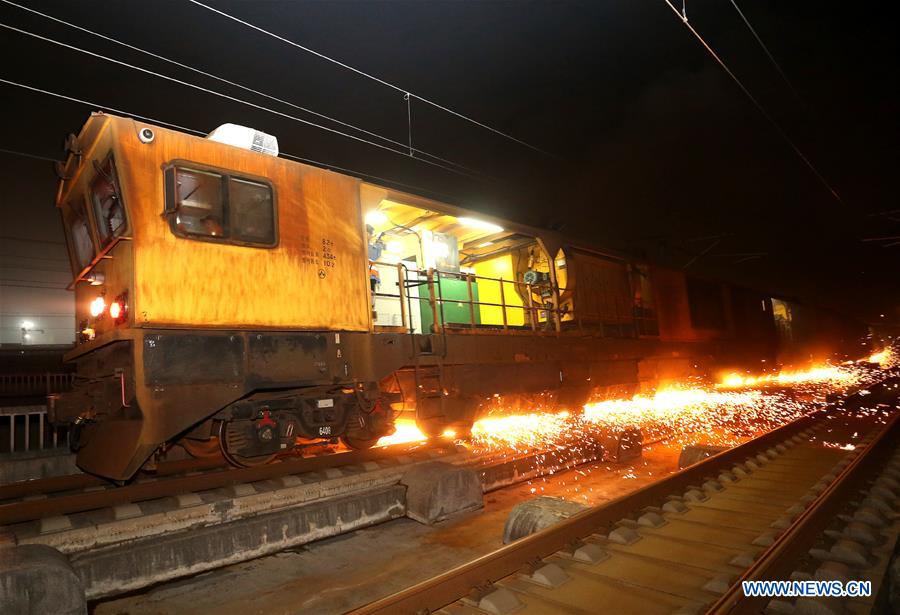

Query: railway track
left=2, top=376, right=894, bottom=607
left=352, top=378, right=900, bottom=614
left=0, top=420, right=639, bottom=601
left=0, top=438, right=464, bottom=526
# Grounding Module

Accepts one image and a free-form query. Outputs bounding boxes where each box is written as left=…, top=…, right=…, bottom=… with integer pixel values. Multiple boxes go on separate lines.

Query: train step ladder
left=412, top=336, right=446, bottom=423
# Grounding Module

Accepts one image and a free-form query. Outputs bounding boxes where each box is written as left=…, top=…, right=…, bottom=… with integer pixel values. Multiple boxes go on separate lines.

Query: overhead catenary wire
left=0, top=146, right=61, bottom=162
left=0, top=0, right=476, bottom=177
left=187, top=0, right=554, bottom=157
left=0, top=77, right=206, bottom=135
left=0, top=77, right=457, bottom=199
left=0, top=22, right=483, bottom=182
left=660, top=0, right=844, bottom=206
left=728, top=0, right=804, bottom=104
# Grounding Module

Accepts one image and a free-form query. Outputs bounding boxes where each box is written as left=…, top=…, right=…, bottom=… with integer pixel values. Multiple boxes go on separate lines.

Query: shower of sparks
left=376, top=418, right=427, bottom=447
left=470, top=411, right=572, bottom=451
left=716, top=364, right=858, bottom=389
left=378, top=358, right=894, bottom=452
left=866, top=346, right=897, bottom=369
left=582, top=387, right=785, bottom=447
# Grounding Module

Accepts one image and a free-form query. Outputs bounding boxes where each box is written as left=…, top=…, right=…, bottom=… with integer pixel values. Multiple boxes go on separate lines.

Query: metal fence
left=0, top=405, right=70, bottom=455
left=0, top=373, right=73, bottom=455
left=0, top=372, right=75, bottom=399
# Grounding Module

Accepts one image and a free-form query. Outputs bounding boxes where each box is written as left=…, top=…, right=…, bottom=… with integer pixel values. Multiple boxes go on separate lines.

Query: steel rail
left=0, top=439, right=457, bottom=525
left=352, top=379, right=897, bottom=615
left=709, top=407, right=899, bottom=615
left=0, top=455, right=226, bottom=502
left=351, top=411, right=824, bottom=614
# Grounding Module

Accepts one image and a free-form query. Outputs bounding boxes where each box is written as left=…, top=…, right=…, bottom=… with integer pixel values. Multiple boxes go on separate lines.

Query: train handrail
left=370, top=261, right=571, bottom=334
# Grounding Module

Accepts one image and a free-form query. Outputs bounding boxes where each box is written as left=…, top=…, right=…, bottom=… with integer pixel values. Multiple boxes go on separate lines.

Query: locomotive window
left=91, top=156, right=127, bottom=245
left=71, top=215, right=94, bottom=270
left=169, top=167, right=226, bottom=238
left=229, top=177, right=274, bottom=244
left=165, top=164, right=275, bottom=246
left=63, top=198, right=95, bottom=274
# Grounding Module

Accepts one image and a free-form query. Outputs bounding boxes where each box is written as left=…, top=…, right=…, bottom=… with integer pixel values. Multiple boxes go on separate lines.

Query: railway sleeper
left=767, top=449, right=900, bottom=615
left=442, top=410, right=896, bottom=614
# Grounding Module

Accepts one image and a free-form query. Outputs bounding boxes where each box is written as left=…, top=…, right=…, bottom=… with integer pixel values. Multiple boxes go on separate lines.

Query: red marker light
left=111, top=292, right=128, bottom=324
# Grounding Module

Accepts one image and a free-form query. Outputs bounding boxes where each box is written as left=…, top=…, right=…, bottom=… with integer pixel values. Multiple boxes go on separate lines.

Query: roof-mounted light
left=365, top=210, right=388, bottom=226
left=457, top=217, right=503, bottom=233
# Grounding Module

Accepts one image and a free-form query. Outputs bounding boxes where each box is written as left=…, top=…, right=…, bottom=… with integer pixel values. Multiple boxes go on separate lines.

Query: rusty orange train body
left=52, top=113, right=845, bottom=481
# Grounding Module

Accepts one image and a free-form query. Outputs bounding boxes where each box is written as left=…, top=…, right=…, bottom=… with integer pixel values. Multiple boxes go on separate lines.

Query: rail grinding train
left=49, top=113, right=866, bottom=481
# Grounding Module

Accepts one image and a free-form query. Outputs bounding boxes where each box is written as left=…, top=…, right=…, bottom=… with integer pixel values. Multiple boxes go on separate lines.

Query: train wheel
left=179, top=437, right=223, bottom=460
left=217, top=420, right=278, bottom=468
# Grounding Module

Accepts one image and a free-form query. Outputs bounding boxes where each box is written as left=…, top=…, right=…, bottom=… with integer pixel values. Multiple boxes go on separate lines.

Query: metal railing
left=372, top=262, right=570, bottom=334
left=0, top=405, right=70, bottom=455
left=0, top=373, right=73, bottom=455
left=0, top=372, right=75, bottom=399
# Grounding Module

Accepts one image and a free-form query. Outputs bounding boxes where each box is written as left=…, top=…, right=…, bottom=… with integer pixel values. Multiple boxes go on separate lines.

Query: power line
left=0, top=0, right=476, bottom=176
left=0, top=78, right=207, bottom=135
left=187, top=0, right=554, bottom=157
left=0, top=77, right=457, bottom=200
left=0, top=147, right=60, bottom=162
left=0, top=22, right=482, bottom=181
left=660, top=0, right=844, bottom=206
left=728, top=0, right=803, bottom=104
left=0, top=235, right=66, bottom=246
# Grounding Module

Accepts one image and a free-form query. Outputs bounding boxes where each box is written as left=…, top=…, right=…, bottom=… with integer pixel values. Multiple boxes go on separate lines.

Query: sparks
left=376, top=418, right=427, bottom=447
left=469, top=411, right=572, bottom=452
left=582, top=387, right=798, bottom=448
left=716, top=363, right=857, bottom=389
left=377, top=351, right=894, bottom=458
left=866, top=347, right=897, bottom=369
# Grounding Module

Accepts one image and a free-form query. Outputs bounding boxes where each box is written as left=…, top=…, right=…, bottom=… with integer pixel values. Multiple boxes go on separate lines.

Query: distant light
left=21, top=320, right=35, bottom=329
left=476, top=241, right=494, bottom=248
left=457, top=217, right=503, bottom=233
left=23, top=333, right=31, bottom=340
left=109, top=301, right=122, bottom=320
left=365, top=210, right=388, bottom=226
left=89, top=296, right=106, bottom=317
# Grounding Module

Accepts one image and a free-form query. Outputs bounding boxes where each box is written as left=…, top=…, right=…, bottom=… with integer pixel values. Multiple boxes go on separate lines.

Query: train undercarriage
left=50, top=327, right=720, bottom=481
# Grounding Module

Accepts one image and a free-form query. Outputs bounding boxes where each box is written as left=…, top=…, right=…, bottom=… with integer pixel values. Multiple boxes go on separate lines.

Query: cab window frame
left=163, top=160, right=278, bottom=249
left=90, top=152, right=129, bottom=248
left=61, top=195, right=96, bottom=278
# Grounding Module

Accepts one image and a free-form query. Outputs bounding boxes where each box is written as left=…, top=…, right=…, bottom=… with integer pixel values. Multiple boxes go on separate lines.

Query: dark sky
left=1, top=0, right=897, bottom=323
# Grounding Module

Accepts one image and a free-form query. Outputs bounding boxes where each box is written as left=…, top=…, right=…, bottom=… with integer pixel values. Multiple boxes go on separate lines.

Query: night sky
left=1, top=0, right=897, bottom=329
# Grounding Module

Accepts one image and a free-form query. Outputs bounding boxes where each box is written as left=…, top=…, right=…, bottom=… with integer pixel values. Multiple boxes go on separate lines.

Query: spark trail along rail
left=0, top=361, right=879, bottom=534
left=0, top=361, right=891, bottom=605
left=352, top=378, right=900, bottom=615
